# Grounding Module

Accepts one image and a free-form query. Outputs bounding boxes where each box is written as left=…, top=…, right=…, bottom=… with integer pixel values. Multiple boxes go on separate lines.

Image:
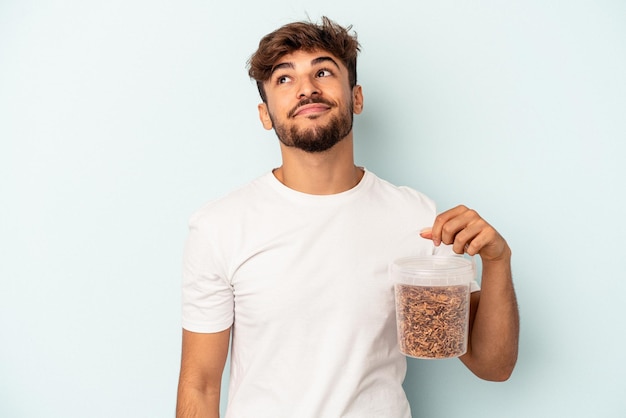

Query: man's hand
left=420, top=205, right=510, bottom=263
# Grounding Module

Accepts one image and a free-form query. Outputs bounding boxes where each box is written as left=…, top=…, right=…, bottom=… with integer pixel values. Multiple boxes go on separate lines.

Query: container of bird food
left=390, top=255, right=474, bottom=359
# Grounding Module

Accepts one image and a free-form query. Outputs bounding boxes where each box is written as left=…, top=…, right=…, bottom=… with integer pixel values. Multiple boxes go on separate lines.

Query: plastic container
left=390, top=255, right=474, bottom=359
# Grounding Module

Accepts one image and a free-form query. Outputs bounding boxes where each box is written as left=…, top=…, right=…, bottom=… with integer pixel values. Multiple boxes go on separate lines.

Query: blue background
left=2, top=1, right=625, bottom=417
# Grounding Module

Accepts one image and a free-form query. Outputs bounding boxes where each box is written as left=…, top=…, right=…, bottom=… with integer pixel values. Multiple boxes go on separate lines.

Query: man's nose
left=297, top=76, right=320, bottom=98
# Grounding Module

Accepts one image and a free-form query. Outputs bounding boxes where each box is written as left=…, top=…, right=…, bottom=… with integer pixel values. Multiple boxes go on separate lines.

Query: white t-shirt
left=182, top=169, right=476, bottom=418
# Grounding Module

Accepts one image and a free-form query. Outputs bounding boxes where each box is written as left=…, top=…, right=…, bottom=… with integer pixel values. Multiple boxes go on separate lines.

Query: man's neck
left=274, top=136, right=364, bottom=195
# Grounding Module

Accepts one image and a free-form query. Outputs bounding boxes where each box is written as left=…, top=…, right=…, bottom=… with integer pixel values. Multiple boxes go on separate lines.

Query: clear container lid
left=390, top=255, right=475, bottom=287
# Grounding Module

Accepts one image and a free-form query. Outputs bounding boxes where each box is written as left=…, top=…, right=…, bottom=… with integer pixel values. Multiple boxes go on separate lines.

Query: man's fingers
left=429, top=205, right=483, bottom=250
left=419, top=227, right=433, bottom=240
left=425, top=205, right=507, bottom=260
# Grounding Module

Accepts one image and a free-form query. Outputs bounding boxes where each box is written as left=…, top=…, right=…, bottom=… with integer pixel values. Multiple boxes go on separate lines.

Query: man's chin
left=274, top=114, right=352, bottom=153
left=296, top=142, right=340, bottom=153
left=291, top=133, right=344, bottom=153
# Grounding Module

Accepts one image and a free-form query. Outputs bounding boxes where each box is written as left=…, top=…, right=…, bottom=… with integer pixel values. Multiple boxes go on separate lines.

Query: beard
left=269, top=98, right=354, bottom=153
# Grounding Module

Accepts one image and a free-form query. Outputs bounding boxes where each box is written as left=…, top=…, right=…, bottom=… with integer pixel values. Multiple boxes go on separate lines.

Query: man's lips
left=289, top=100, right=334, bottom=118
left=292, top=103, right=331, bottom=117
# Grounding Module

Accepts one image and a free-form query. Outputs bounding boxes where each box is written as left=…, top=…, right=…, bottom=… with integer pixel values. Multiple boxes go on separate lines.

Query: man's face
left=257, top=50, right=363, bottom=153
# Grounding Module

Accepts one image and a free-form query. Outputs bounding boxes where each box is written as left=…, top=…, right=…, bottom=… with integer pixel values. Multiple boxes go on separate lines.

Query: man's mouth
left=289, top=99, right=334, bottom=118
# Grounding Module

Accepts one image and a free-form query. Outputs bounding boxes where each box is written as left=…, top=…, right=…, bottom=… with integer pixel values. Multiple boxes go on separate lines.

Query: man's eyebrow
left=311, top=56, right=340, bottom=69
left=269, top=62, right=294, bottom=76
left=269, top=56, right=341, bottom=77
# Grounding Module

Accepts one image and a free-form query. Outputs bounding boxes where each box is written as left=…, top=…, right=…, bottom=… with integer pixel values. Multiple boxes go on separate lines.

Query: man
left=176, top=17, right=519, bottom=418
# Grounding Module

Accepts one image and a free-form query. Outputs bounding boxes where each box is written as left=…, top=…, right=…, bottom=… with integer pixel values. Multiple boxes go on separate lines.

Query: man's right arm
left=176, top=327, right=231, bottom=418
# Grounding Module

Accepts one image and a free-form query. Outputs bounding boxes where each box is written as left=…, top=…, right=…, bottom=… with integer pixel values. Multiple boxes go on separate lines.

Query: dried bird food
left=394, top=283, right=469, bottom=359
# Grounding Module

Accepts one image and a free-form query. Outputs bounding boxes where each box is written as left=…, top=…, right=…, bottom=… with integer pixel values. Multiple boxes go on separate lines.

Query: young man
left=176, top=17, right=519, bottom=418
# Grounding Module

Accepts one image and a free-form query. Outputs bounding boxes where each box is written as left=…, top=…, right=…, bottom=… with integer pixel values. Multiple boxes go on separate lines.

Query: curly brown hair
left=247, top=16, right=360, bottom=102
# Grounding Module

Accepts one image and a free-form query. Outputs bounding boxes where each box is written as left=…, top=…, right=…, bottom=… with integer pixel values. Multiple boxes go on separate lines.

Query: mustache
left=288, top=97, right=335, bottom=118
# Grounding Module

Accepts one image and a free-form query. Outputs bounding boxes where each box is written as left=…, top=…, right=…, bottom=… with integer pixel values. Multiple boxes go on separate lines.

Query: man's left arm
left=425, top=205, right=519, bottom=381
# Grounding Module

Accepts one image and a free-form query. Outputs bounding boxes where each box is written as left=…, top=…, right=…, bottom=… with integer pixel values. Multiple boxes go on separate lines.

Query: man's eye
left=317, top=69, right=332, bottom=78
left=277, top=76, right=290, bottom=84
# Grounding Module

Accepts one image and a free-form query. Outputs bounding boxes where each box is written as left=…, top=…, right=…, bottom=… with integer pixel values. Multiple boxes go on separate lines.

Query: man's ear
left=352, top=85, right=364, bottom=114
left=258, top=103, right=273, bottom=130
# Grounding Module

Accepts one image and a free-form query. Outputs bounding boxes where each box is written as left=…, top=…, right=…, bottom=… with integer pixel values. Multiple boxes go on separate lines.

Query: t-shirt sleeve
left=181, top=211, right=234, bottom=333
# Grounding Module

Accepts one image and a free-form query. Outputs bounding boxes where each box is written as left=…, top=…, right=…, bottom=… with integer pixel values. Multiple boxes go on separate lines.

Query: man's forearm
left=462, top=252, right=519, bottom=381
left=176, top=383, right=220, bottom=418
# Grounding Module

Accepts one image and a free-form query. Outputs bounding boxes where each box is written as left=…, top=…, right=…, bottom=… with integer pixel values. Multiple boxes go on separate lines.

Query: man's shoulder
left=366, top=170, right=436, bottom=209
